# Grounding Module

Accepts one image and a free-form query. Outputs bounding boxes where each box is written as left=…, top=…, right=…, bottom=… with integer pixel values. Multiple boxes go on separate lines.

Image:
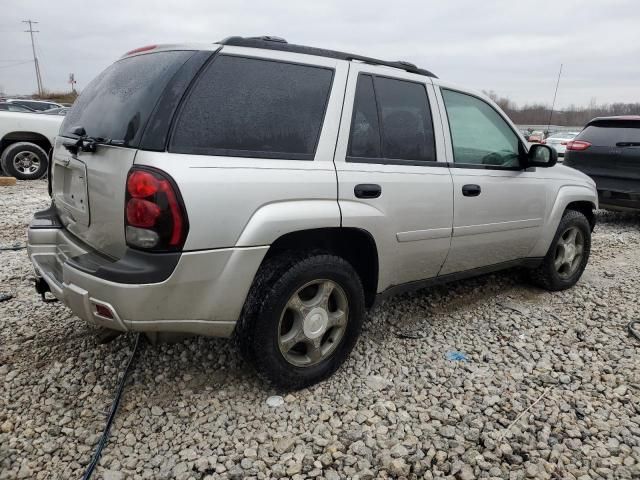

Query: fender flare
left=529, top=184, right=598, bottom=257
left=235, top=199, right=341, bottom=247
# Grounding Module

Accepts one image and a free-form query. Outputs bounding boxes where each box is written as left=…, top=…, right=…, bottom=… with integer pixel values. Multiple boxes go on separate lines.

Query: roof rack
left=218, top=36, right=437, bottom=78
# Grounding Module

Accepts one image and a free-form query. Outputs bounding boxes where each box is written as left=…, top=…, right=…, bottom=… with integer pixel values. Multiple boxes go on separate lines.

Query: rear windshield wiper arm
left=62, top=126, right=125, bottom=154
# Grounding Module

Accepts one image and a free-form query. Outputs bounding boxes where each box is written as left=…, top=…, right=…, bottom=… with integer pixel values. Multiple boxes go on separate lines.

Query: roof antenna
left=546, top=63, right=563, bottom=134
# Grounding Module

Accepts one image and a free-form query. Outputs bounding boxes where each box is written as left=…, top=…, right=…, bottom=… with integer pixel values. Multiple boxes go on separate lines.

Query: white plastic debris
left=266, top=395, right=284, bottom=407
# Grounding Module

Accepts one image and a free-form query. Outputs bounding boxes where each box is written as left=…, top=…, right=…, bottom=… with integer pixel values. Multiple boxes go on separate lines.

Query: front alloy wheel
left=528, top=209, right=591, bottom=291
left=553, top=226, right=585, bottom=279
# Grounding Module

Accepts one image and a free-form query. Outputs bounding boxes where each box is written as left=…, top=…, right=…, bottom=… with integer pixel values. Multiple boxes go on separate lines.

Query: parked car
left=528, top=130, right=544, bottom=143
left=520, top=129, right=531, bottom=141
left=37, top=107, right=69, bottom=116
left=0, top=102, right=36, bottom=113
left=564, top=116, right=640, bottom=211
left=27, top=37, right=597, bottom=388
left=542, top=131, right=580, bottom=158
left=5, top=98, right=62, bottom=111
left=0, top=111, right=63, bottom=179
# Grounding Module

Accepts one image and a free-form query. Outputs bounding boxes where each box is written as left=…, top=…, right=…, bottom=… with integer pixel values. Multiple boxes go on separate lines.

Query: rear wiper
left=62, top=126, right=125, bottom=154
left=616, top=142, right=640, bottom=147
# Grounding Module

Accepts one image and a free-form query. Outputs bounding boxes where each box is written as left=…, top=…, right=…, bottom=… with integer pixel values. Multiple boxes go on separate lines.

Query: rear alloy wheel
left=236, top=253, right=365, bottom=390
left=278, top=279, right=349, bottom=367
left=1, top=142, right=48, bottom=180
left=528, top=209, right=591, bottom=291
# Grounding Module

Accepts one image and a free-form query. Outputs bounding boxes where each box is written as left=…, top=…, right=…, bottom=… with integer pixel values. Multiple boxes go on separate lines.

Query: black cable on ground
left=82, top=333, right=143, bottom=480
left=0, top=244, right=27, bottom=251
left=628, top=320, right=640, bottom=342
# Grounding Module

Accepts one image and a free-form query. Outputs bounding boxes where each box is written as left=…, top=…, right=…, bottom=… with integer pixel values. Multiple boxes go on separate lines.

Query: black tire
left=235, top=251, right=365, bottom=390
left=1, top=142, right=48, bottom=180
left=528, top=209, right=591, bottom=291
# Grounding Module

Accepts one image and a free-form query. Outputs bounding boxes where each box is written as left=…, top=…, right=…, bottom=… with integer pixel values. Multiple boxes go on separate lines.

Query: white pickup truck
left=0, top=111, right=63, bottom=180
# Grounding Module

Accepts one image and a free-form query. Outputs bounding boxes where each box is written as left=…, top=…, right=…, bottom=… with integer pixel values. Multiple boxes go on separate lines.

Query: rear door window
left=347, top=74, right=436, bottom=163
left=169, top=55, right=334, bottom=159
left=61, top=50, right=194, bottom=147
left=348, top=75, right=382, bottom=158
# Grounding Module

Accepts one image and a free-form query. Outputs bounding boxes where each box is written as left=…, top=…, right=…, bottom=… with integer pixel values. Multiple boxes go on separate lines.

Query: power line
left=0, top=60, right=33, bottom=69
left=22, top=20, right=43, bottom=96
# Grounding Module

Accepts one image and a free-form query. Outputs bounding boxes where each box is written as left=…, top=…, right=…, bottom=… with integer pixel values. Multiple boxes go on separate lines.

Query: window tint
left=348, top=75, right=381, bottom=158
left=578, top=124, right=640, bottom=146
left=376, top=77, right=436, bottom=162
left=442, top=89, right=521, bottom=167
left=62, top=50, right=193, bottom=146
left=170, top=55, right=333, bottom=159
left=348, top=75, right=436, bottom=163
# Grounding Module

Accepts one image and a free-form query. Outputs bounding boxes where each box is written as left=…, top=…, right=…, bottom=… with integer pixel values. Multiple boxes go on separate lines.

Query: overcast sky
left=1, top=0, right=639, bottom=108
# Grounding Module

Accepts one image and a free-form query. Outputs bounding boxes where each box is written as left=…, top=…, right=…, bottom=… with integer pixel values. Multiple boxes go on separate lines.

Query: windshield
left=61, top=50, right=194, bottom=147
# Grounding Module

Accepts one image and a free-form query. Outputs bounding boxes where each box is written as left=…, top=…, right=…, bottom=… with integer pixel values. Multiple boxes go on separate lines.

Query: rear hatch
left=564, top=118, right=640, bottom=192
left=52, top=49, right=196, bottom=258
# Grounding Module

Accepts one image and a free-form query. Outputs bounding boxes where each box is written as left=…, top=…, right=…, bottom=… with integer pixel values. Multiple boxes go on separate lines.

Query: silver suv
left=28, top=37, right=598, bottom=388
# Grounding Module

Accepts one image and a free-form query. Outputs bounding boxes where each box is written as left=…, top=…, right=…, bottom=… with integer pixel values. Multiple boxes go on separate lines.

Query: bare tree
left=483, top=91, right=640, bottom=126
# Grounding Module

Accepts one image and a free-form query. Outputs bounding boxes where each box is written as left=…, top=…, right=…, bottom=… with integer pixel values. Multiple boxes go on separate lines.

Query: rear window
left=578, top=122, right=640, bottom=146
left=170, top=55, right=334, bottom=159
left=61, top=50, right=194, bottom=147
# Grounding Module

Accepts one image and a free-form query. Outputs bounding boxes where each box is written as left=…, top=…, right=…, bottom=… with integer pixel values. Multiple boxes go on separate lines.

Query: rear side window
left=578, top=122, right=640, bottom=146
left=62, top=51, right=194, bottom=147
left=348, top=75, right=381, bottom=158
left=170, top=55, right=334, bottom=159
left=348, top=74, right=436, bottom=163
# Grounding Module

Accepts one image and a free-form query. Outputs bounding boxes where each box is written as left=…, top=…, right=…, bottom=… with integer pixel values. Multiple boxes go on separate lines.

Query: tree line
left=483, top=91, right=640, bottom=127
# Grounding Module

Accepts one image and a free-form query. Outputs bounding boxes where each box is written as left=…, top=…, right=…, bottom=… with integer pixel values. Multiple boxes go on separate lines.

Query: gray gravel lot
left=1, top=180, right=639, bottom=480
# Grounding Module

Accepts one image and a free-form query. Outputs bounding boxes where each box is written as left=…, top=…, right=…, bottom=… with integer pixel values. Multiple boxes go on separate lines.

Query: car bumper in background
left=598, top=190, right=640, bottom=211
left=27, top=209, right=267, bottom=337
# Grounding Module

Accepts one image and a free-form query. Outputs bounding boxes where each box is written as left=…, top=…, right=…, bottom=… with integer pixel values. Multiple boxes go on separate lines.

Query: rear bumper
left=27, top=216, right=268, bottom=337
left=598, top=190, right=640, bottom=211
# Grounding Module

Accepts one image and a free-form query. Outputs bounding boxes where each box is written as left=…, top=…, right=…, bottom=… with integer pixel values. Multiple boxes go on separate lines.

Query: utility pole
left=23, top=20, right=43, bottom=96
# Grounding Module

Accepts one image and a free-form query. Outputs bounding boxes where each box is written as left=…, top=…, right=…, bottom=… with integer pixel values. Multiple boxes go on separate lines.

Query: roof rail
left=217, top=36, right=437, bottom=78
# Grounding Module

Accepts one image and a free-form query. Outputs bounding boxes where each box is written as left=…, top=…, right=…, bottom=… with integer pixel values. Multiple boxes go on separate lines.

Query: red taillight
left=124, top=45, right=157, bottom=56
left=125, top=168, right=188, bottom=251
left=126, top=198, right=161, bottom=228
left=127, top=171, right=159, bottom=198
left=158, top=179, right=184, bottom=246
left=566, top=140, right=592, bottom=151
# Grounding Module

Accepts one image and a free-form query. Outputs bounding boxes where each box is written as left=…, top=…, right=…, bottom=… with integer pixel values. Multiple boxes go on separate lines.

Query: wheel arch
left=261, top=227, right=379, bottom=308
left=529, top=184, right=597, bottom=257
left=1, top=131, right=52, bottom=156
left=566, top=200, right=596, bottom=231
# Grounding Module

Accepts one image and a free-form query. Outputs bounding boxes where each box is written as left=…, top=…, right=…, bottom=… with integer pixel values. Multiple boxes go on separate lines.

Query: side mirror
left=526, top=143, right=557, bottom=168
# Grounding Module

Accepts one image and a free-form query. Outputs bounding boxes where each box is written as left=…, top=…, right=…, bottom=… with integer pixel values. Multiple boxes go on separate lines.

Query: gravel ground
left=1, top=180, right=639, bottom=480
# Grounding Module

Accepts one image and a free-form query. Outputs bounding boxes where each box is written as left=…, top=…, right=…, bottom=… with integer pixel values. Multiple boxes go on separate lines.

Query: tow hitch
left=35, top=277, right=58, bottom=303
